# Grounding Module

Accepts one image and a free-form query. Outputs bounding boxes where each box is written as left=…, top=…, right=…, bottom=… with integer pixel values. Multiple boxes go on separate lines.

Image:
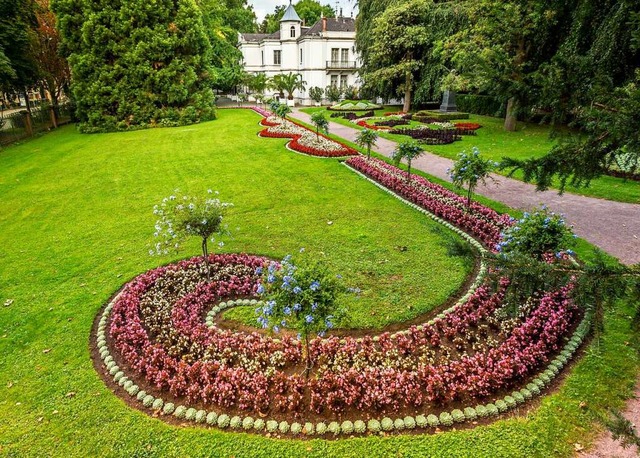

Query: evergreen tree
left=52, top=0, right=221, bottom=132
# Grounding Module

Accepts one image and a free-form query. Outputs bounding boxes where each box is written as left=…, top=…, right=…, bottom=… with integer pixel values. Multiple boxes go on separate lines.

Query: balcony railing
left=326, top=61, right=357, bottom=70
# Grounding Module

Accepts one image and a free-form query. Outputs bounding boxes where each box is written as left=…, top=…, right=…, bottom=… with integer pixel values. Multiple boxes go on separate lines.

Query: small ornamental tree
left=449, top=147, right=497, bottom=207
left=274, top=103, right=292, bottom=121
left=152, top=190, right=232, bottom=278
left=309, top=86, right=324, bottom=104
left=255, top=256, right=346, bottom=377
left=392, top=141, right=424, bottom=182
left=310, top=111, right=329, bottom=139
left=326, top=85, right=342, bottom=103
left=355, top=128, right=379, bottom=159
left=497, top=207, right=576, bottom=262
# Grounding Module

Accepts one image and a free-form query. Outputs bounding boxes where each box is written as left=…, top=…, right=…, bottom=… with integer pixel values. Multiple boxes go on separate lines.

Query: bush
left=439, top=412, right=454, bottom=426
left=217, top=414, right=231, bottom=428
left=495, top=400, right=508, bottom=413
left=266, top=420, right=278, bottom=433
left=416, top=415, right=428, bottom=428
left=290, top=422, right=302, bottom=434
left=242, top=417, right=254, bottom=430
left=206, top=411, right=218, bottom=425
left=521, top=388, right=533, bottom=400
left=304, top=422, right=315, bottom=435
left=185, top=408, right=197, bottom=421
left=504, top=396, right=517, bottom=409
left=254, top=418, right=265, bottom=431
left=475, top=405, right=489, bottom=418
left=367, top=419, right=381, bottom=433
left=527, top=383, right=542, bottom=396
left=354, top=420, right=366, bottom=433
left=230, top=416, right=242, bottom=429
left=427, top=414, right=440, bottom=427
left=278, top=421, right=290, bottom=434
left=381, top=417, right=394, bottom=431
left=142, top=395, right=154, bottom=408
left=127, top=385, right=139, bottom=397
left=195, top=410, right=207, bottom=423
left=151, top=398, right=164, bottom=410
left=456, top=94, right=505, bottom=117
left=341, top=420, right=354, bottom=434
left=174, top=406, right=187, bottom=419
left=512, top=392, right=525, bottom=404
left=162, top=403, right=175, bottom=415
left=451, top=409, right=465, bottom=423
left=403, top=416, right=416, bottom=430
left=315, top=422, right=327, bottom=435
left=327, top=421, right=340, bottom=435
left=393, top=418, right=405, bottom=431
left=463, top=407, right=477, bottom=420
left=485, top=404, right=499, bottom=416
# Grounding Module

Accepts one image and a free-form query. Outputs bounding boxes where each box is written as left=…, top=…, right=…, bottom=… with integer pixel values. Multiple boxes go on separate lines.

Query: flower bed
left=345, top=156, right=511, bottom=247
left=389, top=126, right=462, bottom=144
left=258, top=115, right=358, bottom=158
left=454, top=122, right=482, bottom=131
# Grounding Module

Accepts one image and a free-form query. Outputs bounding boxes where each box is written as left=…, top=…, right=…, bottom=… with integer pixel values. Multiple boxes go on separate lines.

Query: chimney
left=339, top=7, right=343, bottom=17
left=322, top=16, right=327, bottom=32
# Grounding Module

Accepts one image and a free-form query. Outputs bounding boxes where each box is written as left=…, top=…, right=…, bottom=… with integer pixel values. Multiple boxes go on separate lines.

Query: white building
left=238, top=3, right=359, bottom=105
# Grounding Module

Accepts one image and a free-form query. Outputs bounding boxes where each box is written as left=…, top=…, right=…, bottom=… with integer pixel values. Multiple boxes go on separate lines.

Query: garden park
left=1, top=0, right=639, bottom=457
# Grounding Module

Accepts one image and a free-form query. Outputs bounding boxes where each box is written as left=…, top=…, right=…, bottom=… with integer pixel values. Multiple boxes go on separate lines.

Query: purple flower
left=305, top=315, right=313, bottom=324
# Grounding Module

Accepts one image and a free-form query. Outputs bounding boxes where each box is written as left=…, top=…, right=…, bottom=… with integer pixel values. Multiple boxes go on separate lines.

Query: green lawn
left=301, top=107, right=640, bottom=204
left=0, top=109, right=637, bottom=457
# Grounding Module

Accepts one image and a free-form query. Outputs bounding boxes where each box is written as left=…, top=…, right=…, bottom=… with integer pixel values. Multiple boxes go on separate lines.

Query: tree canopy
left=0, top=0, right=39, bottom=96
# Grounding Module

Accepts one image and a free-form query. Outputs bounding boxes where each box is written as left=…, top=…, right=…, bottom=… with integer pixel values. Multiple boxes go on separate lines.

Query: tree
left=256, top=255, right=345, bottom=377
left=33, top=0, right=70, bottom=112
left=310, top=111, right=328, bottom=139
left=309, top=86, right=324, bottom=104
left=270, top=72, right=306, bottom=100
left=247, top=72, right=269, bottom=96
left=449, top=147, right=496, bottom=206
left=152, top=189, right=233, bottom=279
left=364, top=0, right=433, bottom=112
left=355, top=128, right=378, bottom=159
left=0, top=0, right=39, bottom=108
left=52, top=0, right=224, bottom=132
left=446, top=0, right=572, bottom=131
left=274, top=102, right=291, bottom=121
left=325, top=85, right=342, bottom=103
left=259, top=0, right=334, bottom=33
left=392, top=141, right=424, bottom=182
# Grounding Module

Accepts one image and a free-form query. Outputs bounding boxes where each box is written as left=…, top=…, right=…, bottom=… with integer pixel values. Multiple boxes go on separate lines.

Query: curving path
left=291, top=108, right=640, bottom=265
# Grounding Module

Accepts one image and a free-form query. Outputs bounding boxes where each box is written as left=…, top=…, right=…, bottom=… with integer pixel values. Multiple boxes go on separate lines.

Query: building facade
left=238, top=3, right=359, bottom=105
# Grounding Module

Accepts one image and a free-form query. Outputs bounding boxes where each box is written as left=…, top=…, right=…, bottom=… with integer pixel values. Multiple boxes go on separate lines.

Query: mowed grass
left=0, top=109, right=637, bottom=457
left=301, top=107, right=640, bottom=204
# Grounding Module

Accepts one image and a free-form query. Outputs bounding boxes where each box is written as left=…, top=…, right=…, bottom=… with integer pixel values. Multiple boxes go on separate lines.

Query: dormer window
left=290, top=26, right=296, bottom=38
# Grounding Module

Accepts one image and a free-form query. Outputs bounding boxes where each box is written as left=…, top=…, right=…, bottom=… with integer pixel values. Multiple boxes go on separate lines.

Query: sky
left=248, top=0, right=357, bottom=23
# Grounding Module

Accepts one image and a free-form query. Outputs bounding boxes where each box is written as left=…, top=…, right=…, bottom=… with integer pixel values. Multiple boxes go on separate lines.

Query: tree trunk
left=467, top=186, right=473, bottom=207
left=403, top=70, right=412, bottom=113
left=201, top=238, right=211, bottom=280
left=304, top=333, right=312, bottom=378
left=504, top=97, right=517, bottom=131
left=407, top=160, right=412, bottom=182
left=23, top=88, right=32, bottom=114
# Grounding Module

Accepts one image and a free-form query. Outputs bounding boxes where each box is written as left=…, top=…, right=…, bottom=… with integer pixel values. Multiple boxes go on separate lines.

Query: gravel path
left=291, top=108, right=640, bottom=265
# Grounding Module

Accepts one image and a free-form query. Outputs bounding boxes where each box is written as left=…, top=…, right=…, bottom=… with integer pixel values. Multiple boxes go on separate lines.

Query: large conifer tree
left=52, top=0, right=218, bottom=131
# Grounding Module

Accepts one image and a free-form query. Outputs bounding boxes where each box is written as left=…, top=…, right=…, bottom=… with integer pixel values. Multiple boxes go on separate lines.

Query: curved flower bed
left=257, top=113, right=358, bottom=158
left=454, top=122, right=482, bottom=131
left=94, top=154, right=589, bottom=436
left=345, top=156, right=511, bottom=248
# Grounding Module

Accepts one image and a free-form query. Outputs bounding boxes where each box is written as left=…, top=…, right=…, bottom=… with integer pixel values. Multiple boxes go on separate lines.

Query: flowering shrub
left=256, top=256, right=345, bottom=374
left=152, top=190, right=232, bottom=278
left=389, top=126, right=461, bottom=145
left=454, top=122, right=482, bottom=131
left=448, top=147, right=497, bottom=207
left=497, top=207, right=576, bottom=260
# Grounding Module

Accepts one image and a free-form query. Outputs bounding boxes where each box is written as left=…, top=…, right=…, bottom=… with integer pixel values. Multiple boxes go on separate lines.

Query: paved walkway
left=291, top=108, right=640, bottom=265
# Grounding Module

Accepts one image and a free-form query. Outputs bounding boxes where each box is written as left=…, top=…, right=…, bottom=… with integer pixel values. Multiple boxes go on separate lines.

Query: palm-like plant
left=270, top=72, right=307, bottom=100
left=274, top=103, right=292, bottom=121
left=249, top=73, right=269, bottom=96
left=392, top=141, right=424, bottom=182
left=310, top=111, right=329, bottom=139
left=355, top=128, right=379, bottom=159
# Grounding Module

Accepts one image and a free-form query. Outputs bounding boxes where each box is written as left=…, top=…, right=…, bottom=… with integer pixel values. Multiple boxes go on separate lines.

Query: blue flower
left=256, top=284, right=265, bottom=294
left=280, top=319, right=287, bottom=327
left=293, top=303, right=301, bottom=312
left=267, top=275, right=276, bottom=283
left=318, top=331, right=326, bottom=337
left=305, top=315, right=313, bottom=324
left=283, top=307, right=292, bottom=315
left=293, top=286, right=302, bottom=294
left=255, top=266, right=263, bottom=275
left=311, top=302, right=318, bottom=311
left=310, top=281, right=320, bottom=291
left=273, top=325, right=280, bottom=333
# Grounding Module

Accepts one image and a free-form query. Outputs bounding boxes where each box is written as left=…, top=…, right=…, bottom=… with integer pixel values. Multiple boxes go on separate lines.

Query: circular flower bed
left=329, top=100, right=382, bottom=111
left=93, top=159, right=589, bottom=437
